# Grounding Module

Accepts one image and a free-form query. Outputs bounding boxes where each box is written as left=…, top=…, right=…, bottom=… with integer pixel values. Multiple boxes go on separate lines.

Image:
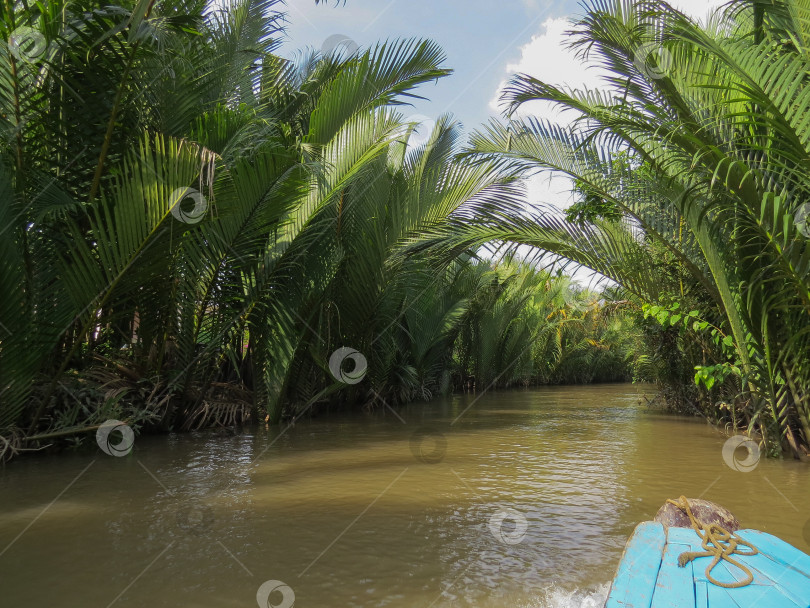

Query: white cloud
left=489, top=2, right=725, bottom=286
left=491, top=1, right=726, bottom=213
left=489, top=17, right=602, bottom=125
left=487, top=17, right=601, bottom=217
left=490, top=0, right=726, bottom=121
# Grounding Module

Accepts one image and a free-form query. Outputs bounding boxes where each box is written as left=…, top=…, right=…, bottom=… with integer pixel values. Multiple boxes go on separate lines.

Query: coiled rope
left=666, top=495, right=758, bottom=589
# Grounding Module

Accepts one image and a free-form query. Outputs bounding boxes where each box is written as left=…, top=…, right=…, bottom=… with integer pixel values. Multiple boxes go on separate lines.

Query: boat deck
left=606, top=521, right=810, bottom=607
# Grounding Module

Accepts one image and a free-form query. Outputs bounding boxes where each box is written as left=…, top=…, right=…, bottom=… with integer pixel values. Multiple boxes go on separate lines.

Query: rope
left=665, top=495, right=758, bottom=589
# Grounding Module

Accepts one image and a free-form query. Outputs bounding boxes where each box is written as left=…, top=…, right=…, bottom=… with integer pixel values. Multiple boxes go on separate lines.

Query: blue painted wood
left=650, top=541, right=696, bottom=608
left=606, top=521, right=666, bottom=607
left=736, top=529, right=810, bottom=578
left=608, top=523, right=810, bottom=608
left=696, top=558, right=790, bottom=607
left=695, top=581, right=709, bottom=608
left=666, top=527, right=705, bottom=547
left=705, top=569, right=802, bottom=608
left=712, top=549, right=810, bottom=606
left=680, top=528, right=810, bottom=606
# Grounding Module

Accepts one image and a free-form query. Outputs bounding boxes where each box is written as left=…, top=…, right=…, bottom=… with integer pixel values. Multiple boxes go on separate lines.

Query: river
left=1, top=384, right=809, bottom=607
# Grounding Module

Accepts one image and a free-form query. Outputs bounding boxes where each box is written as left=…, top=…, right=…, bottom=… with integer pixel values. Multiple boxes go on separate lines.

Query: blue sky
left=278, top=0, right=721, bottom=284
left=279, top=0, right=580, bottom=133
left=279, top=0, right=720, bottom=210
left=279, top=0, right=719, bottom=154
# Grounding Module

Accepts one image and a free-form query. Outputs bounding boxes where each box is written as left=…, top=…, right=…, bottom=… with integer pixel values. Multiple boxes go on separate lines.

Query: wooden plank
left=705, top=571, right=801, bottom=608
left=606, top=521, right=666, bottom=608
left=651, top=541, right=696, bottom=608
left=727, top=550, right=810, bottom=605
left=700, top=557, right=768, bottom=588
left=695, top=581, right=709, bottom=608
left=735, top=530, right=810, bottom=578
left=608, top=524, right=810, bottom=608
left=690, top=533, right=810, bottom=607
left=667, top=527, right=703, bottom=548
left=691, top=553, right=760, bottom=589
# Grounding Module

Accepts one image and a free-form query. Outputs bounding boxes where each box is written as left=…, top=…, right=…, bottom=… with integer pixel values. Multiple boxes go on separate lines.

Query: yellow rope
left=665, top=495, right=758, bottom=589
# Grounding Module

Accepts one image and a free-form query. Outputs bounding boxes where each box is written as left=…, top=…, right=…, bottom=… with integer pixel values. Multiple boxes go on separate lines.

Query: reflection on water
left=1, top=384, right=809, bottom=607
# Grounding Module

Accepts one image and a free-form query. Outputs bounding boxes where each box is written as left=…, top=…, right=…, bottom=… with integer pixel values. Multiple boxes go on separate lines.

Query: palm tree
left=0, top=0, right=638, bottom=459
left=418, top=0, right=810, bottom=455
left=0, top=0, right=455, bottom=440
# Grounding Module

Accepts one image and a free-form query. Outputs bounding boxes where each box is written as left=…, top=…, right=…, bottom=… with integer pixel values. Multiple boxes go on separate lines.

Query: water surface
left=2, top=384, right=809, bottom=607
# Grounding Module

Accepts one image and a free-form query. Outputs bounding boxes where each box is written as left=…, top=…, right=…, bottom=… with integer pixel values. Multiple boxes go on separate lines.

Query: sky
left=280, top=0, right=725, bottom=286
left=281, top=0, right=575, bottom=131
left=281, top=0, right=725, bottom=213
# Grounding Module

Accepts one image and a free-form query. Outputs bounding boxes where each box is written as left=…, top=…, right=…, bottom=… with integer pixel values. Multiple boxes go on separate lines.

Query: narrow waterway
left=2, top=384, right=808, bottom=607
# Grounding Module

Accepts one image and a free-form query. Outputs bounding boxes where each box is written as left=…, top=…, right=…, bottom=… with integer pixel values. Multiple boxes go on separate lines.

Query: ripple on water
left=2, top=384, right=810, bottom=607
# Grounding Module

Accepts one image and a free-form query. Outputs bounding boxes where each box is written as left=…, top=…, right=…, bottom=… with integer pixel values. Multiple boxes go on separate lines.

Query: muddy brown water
left=2, top=384, right=809, bottom=607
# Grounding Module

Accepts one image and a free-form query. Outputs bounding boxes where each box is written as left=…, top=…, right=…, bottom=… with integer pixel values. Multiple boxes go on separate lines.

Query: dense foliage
left=0, top=0, right=636, bottom=459
left=428, top=0, right=810, bottom=456
left=9, top=0, right=805, bottom=462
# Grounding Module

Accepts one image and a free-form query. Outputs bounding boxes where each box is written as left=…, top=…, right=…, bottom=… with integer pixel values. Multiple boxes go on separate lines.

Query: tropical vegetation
left=5, top=0, right=808, bottom=462
left=427, top=0, right=810, bottom=456
left=0, top=0, right=636, bottom=460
